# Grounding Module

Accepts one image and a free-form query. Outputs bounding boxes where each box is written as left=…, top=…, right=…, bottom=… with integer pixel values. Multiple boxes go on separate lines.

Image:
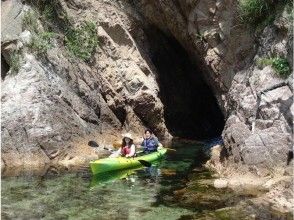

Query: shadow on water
left=1, top=140, right=293, bottom=220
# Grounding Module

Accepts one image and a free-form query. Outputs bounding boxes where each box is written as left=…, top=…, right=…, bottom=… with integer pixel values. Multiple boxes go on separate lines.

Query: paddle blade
left=165, top=147, right=176, bottom=152
left=88, top=141, right=99, bottom=148
left=138, top=160, right=152, bottom=167
left=103, top=147, right=114, bottom=152
left=112, top=140, right=122, bottom=148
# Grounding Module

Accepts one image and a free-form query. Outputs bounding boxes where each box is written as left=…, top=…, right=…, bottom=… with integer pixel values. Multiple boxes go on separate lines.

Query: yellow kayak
left=89, top=148, right=167, bottom=175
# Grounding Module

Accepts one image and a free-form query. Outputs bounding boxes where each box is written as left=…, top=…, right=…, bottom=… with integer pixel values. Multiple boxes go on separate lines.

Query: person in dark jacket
left=140, top=129, right=162, bottom=154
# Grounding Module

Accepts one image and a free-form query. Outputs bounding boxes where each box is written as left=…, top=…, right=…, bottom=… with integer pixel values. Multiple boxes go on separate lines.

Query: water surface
left=2, top=140, right=291, bottom=220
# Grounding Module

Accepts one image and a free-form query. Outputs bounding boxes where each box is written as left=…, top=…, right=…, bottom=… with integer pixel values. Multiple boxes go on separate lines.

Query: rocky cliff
left=2, top=0, right=173, bottom=171
left=1, top=0, right=293, bottom=190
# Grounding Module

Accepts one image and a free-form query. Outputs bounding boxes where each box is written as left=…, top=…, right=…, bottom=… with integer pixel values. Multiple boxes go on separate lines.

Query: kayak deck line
left=90, top=148, right=167, bottom=175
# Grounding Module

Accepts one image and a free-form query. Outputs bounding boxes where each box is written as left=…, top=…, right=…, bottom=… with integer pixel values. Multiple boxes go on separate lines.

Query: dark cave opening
left=145, top=27, right=225, bottom=140
left=1, top=54, right=10, bottom=80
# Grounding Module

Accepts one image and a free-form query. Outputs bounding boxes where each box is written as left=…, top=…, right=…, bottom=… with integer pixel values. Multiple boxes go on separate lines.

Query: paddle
left=164, top=147, right=176, bottom=152
left=88, top=141, right=115, bottom=152
left=138, top=160, right=152, bottom=167
left=88, top=141, right=152, bottom=167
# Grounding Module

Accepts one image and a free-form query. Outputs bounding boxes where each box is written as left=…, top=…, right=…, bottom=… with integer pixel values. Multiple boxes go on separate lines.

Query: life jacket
left=142, top=137, right=158, bottom=152
left=121, top=146, right=131, bottom=156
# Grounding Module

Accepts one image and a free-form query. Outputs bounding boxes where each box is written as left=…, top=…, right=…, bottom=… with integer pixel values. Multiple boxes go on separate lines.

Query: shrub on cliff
left=238, top=0, right=272, bottom=26
left=257, top=57, right=291, bottom=77
left=238, top=0, right=292, bottom=29
left=10, top=51, right=22, bottom=74
left=271, top=57, right=291, bottom=77
left=22, top=10, right=56, bottom=55
left=23, top=10, right=39, bottom=33
left=30, top=31, right=56, bottom=54
left=64, top=22, right=98, bottom=61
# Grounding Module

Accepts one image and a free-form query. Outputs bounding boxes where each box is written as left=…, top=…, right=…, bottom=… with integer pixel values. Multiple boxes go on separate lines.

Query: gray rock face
left=94, top=3, right=171, bottom=138
left=1, top=0, right=24, bottom=42
left=1, top=53, right=102, bottom=168
left=1, top=0, right=172, bottom=169
left=221, top=7, right=293, bottom=172
left=241, top=128, right=291, bottom=166
left=223, top=120, right=251, bottom=163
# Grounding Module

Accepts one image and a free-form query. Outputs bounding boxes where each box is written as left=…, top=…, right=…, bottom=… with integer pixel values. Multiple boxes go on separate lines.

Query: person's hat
left=122, top=133, right=133, bottom=140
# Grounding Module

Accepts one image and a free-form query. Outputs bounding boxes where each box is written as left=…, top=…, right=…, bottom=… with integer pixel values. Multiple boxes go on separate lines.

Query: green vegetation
left=257, top=57, right=291, bottom=77
left=25, top=0, right=68, bottom=30
left=42, top=4, right=54, bottom=21
left=10, top=51, right=22, bottom=74
left=22, top=10, right=56, bottom=55
left=22, top=3, right=98, bottom=61
left=257, top=57, right=272, bottom=67
left=271, top=57, right=291, bottom=77
left=30, top=31, right=56, bottom=54
left=238, top=0, right=272, bottom=26
left=65, top=21, right=98, bottom=61
left=23, top=10, right=40, bottom=33
left=238, top=0, right=292, bottom=29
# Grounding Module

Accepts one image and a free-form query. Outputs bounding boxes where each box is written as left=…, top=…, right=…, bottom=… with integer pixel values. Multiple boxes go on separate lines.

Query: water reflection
left=1, top=140, right=202, bottom=219
left=90, top=168, right=138, bottom=186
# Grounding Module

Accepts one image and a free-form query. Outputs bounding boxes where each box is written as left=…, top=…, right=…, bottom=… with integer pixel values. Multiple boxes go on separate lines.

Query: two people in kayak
left=111, top=129, right=162, bottom=158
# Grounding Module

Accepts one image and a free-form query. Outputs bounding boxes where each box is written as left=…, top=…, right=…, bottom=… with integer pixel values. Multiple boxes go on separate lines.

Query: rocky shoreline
left=206, top=144, right=293, bottom=215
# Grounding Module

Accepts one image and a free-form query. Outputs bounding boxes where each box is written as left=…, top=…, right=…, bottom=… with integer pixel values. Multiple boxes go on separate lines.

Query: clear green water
left=1, top=141, right=291, bottom=220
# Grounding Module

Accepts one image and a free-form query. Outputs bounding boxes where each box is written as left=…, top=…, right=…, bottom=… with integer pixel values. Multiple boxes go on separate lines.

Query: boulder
left=241, top=128, right=291, bottom=167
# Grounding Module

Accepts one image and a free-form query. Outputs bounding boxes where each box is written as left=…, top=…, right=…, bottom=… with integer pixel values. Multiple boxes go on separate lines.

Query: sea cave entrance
left=144, top=26, right=225, bottom=140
